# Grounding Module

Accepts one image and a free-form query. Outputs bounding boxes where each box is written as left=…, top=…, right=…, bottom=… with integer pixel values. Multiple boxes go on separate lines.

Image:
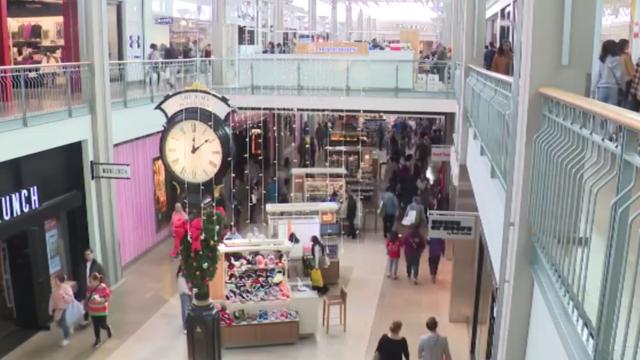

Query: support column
left=308, top=0, right=317, bottom=36
left=211, top=0, right=227, bottom=85
left=356, top=9, right=363, bottom=41
left=83, top=0, right=122, bottom=285
left=330, top=0, right=338, bottom=40
left=493, top=0, right=598, bottom=358
left=345, top=3, right=352, bottom=41
left=371, top=18, right=377, bottom=40
left=272, top=0, right=284, bottom=44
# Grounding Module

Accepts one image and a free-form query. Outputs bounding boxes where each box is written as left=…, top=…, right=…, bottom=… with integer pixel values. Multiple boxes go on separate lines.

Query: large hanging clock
left=156, top=88, right=234, bottom=185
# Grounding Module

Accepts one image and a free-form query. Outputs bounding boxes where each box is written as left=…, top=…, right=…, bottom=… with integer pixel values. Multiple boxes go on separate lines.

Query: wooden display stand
left=321, top=261, right=340, bottom=285
left=221, top=321, right=300, bottom=348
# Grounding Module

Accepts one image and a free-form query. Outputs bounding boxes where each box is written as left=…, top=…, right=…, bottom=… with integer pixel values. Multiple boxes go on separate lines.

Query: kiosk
left=290, top=167, right=347, bottom=203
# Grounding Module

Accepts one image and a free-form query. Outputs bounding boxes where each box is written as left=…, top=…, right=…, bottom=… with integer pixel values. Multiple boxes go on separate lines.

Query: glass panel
left=45, top=214, right=71, bottom=291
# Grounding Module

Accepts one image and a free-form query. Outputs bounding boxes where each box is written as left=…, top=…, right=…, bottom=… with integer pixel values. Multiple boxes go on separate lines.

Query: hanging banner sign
left=92, top=162, right=132, bottom=180
left=431, top=145, right=452, bottom=162
left=297, top=42, right=369, bottom=55
left=428, top=213, right=476, bottom=240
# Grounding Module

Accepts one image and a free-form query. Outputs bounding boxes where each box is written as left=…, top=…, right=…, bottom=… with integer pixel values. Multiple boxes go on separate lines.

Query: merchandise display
left=225, top=252, right=291, bottom=303
left=291, top=168, right=347, bottom=203
left=212, top=239, right=321, bottom=344
left=327, top=146, right=377, bottom=198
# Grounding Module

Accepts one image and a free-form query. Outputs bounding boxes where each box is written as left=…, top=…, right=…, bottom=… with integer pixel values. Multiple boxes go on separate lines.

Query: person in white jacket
left=176, top=266, right=192, bottom=334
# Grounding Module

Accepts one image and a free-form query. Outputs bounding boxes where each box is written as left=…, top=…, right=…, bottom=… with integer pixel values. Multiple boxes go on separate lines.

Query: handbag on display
left=310, top=268, right=324, bottom=288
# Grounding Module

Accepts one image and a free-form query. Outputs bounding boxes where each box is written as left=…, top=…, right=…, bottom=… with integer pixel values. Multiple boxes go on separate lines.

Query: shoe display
left=224, top=252, right=291, bottom=304
left=257, top=310, right=268, bottom=322
left=288, top=309, right=299, bottom=320
left=220, top=311, right=233, bottom=326
left=279, top=308, right=289, bottom=320
left=268, top=310, right=278, bottom=322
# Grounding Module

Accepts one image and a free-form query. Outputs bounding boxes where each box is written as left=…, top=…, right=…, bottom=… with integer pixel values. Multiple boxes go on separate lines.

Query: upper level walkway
left=0, top=58, right=457, bottom=133
left=459, top=62, right=640, bottom=360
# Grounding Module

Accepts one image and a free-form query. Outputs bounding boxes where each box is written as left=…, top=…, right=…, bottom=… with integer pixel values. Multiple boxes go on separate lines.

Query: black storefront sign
left=0, top=143, right=90, bottom=354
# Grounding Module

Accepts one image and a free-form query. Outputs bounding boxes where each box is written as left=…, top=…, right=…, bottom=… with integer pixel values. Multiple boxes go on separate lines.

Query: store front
left=114, top=133, right=174, bottom=267
left=142, top=0, right=215, bottom=58
left=0, top=142, right=90, bottom=356
left=469, top=237, right=498, bottom=360
left=0, top=0, right=82, bottom=65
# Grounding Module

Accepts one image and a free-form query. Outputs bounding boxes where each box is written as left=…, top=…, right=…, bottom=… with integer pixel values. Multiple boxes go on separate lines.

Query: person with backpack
left=403, top=226, right=426, bottom=285
left=380, top=186, right=400, bottom=238
left=386, top=230, right=402, bottom=280
left=85, top=273, right=112, bottom=348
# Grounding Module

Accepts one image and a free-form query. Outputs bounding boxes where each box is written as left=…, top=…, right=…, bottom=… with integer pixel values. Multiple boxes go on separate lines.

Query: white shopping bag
left=65, top=299, right=85, bottom=325
left=402, top=210, right=418, bottom=227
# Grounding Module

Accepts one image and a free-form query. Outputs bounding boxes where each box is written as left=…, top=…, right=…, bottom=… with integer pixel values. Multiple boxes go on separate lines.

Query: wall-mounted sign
left=431, top=145, right=452, bottom=162
left=45, top=218, right=61, bottom=276
left=428, top=214, right=475, bottom=240
left=394, top=23, right=428, bottom=30
left=0, top=186, right=40, bottom=223
left=297, top=42, right=369, bottom=55
left=92, top=162, right=132, bottom=180
left=154, top=17, right=174, bottom=25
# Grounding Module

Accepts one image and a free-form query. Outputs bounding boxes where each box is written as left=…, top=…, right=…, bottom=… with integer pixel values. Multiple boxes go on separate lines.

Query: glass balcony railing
left=108, top=58, right=455, bottom=107
left=464, top=64, right=514, bottom=189
left=0, top=62, right=91, bottom=126
left=0, top=58, right=455, bottom=128
left=529, top=88, right=640, bottom=360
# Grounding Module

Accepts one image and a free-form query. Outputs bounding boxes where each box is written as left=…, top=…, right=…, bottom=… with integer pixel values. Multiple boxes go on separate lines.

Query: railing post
left=250, top=63, right=254, bottom=95
left=297, top=62, right=301, bottom=94
left=594, top=128, right=639, bottom=359
left=19, top=71, right=27, bottom=125
left=65, top=67, right=73, bottom=117
left=346, top=62, right=350, bottom=93
left=395, top=64, right=399, bottom=96
left=149, top=63, right=155, bottom=103
left=123, top=64, right=128, bottom=108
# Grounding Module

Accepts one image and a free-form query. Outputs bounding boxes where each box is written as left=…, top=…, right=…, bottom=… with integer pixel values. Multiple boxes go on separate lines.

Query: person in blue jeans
left=176, top=266, right=192, bottom=334
left=591, top=40, right=627, bottom=107
left=403, top=226, right=426, bottom=285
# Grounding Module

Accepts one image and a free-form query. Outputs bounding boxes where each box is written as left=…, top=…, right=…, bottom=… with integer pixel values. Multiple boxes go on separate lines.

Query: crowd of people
left=483, top=40, right=513, bottom=76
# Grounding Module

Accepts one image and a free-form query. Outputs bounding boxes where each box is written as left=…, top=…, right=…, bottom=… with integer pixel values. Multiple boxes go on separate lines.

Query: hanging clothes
left=24, top=23, right=32, bottom=39
left=30, top=24, right=42, bottom=39
left=17, top=24, right=25, bottom=39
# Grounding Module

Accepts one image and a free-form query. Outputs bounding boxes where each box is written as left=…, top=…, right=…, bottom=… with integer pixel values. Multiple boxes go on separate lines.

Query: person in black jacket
left=78, top=248, right=105, bottom=326
left=346, top=192, right=358, bottom=239
left=163, top=42, right=180, bottom=89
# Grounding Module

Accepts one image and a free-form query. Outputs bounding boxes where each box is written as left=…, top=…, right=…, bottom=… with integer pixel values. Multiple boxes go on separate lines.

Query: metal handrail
left=0, top=61, right=91, bottom=70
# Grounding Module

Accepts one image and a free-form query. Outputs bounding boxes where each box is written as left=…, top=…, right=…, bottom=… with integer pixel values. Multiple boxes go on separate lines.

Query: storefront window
left=143, top=0, right=216, bottom=59
left=2, top=0, right=82, bottom=66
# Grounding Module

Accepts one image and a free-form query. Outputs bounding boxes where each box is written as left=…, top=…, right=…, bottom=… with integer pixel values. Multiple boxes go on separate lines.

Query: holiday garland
left=180, top=210, right=223, bottom=295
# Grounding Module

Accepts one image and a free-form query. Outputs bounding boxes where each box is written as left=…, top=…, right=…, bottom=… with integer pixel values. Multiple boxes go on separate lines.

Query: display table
left=212, top=239, right=322, bottom=347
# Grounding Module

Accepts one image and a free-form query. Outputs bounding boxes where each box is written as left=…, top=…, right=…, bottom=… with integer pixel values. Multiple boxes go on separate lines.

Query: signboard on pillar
left=431, top=145, right=453, bottom=162
left=428, top=211, right=477, bottom=240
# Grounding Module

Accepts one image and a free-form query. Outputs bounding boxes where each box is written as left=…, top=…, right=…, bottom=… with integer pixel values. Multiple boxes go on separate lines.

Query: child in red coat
left=386, top=230, right=402, bottom=280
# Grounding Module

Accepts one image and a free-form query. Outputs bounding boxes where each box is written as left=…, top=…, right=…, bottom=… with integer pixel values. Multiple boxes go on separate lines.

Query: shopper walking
left=375, top=320, right=410, bottom=360
left=85, top=273, right=112, bottom=348
left=403, top=226, right=426, bottom=285
left=619, top=39, right=634, bottom=108
left=170, top=203, right=188, bottom=258
left=417, top=317, right=452, bottom=360
left=490, top=40, right=513, bottom=76
left=315, top=123, right=326, bottom=157
left=483, top=42, right=496, bottom=70
left=380, top=186, right=400, bottom=238
left=427, top=237, right=445, bottom=283
left=311, top=236, right=329, bottom=295
left=49, top=274, right=74, bottom=346
left=177, top=266, right=192, bottom=334
left=386, top=230, right=402, bottom=279
left=590, top=39, right=626, bottom=106
left=147, top=43, right=161, bottom=88
left=405, top=196, right=428, bottom=228
left=78, top=248, right=104, bottom=326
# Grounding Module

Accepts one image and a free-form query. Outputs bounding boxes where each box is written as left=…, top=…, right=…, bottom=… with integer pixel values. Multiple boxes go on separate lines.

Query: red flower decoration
left=196, top=271, right=200, bottom=275
left=189, top=217, right=203, bottom=255
left=204, top=278, right=209, bottom=283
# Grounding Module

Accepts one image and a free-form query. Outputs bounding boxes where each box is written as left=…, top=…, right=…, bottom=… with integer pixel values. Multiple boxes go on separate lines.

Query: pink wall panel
left=114, top=133, right=171, bottom=267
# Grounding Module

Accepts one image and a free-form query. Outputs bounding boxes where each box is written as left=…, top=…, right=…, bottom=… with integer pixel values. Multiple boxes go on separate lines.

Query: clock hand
left=191, top=136, right=196, bottom=153
left=191, top=139, right=210, bottom=154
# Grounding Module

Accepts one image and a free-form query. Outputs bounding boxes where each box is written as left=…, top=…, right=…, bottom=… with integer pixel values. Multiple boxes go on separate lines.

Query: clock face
left=162, top=120, right=224, bottom=183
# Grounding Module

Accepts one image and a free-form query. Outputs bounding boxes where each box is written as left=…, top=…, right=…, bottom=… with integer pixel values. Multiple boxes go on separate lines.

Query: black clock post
left=155, top=87, right=234, bottom=360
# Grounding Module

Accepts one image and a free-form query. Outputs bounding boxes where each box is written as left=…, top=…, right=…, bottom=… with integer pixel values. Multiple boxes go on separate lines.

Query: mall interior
left=0, top=0, right=637, bottom=359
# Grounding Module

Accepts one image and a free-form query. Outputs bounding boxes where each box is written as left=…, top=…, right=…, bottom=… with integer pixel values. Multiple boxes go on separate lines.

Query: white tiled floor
left=2, top=234, right=469, bottom=360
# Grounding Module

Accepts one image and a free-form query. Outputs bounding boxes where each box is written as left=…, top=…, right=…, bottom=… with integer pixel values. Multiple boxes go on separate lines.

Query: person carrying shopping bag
left=86, top=273, right=113, bottom=348
left=49, top=274, right=74, bottom=347
left=311, top=236, right=330, bottom=295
